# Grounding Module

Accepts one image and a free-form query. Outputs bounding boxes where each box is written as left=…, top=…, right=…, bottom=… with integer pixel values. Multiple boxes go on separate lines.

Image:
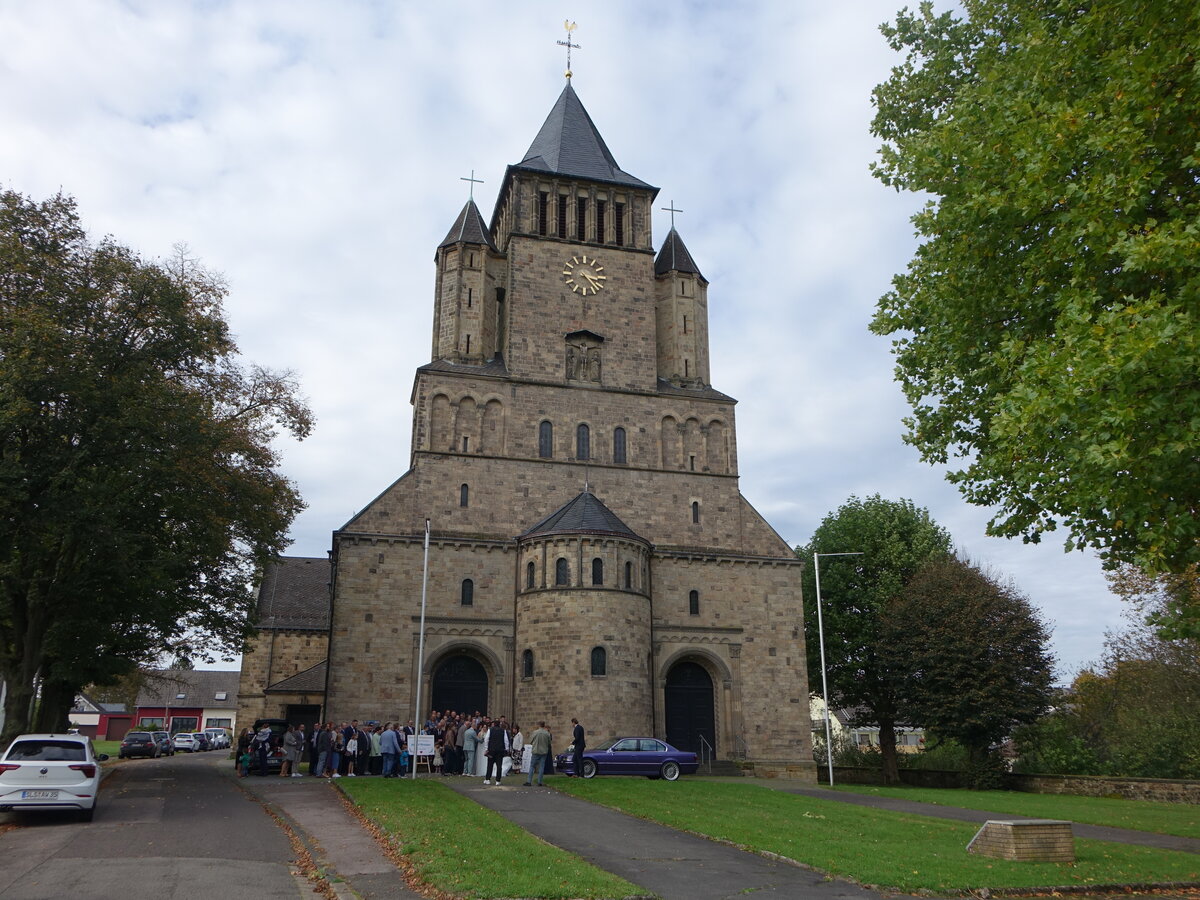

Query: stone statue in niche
left=564, top=330, right=604, bottom=383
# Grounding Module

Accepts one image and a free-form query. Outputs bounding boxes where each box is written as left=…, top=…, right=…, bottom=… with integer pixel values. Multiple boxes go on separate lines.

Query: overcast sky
left=0, top=1, right=1122, bottom=680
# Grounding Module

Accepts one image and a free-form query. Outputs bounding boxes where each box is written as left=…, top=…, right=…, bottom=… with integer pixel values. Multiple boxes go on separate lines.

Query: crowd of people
left=235, top=710, right=579, bottom=787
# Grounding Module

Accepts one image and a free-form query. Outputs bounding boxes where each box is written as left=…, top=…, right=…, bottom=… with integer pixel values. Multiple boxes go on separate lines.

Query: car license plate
left=21, top=790, right=59, bottom=800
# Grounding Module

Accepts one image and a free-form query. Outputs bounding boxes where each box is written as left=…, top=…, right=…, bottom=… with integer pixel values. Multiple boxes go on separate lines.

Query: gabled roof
left=520, top=490, right=646, bottom=542
left=514, top=83, right=654, bottom=190
left=256, top=557, right=330, bottom=631
left=266, top=660, right=327, bottom=695
left=134, top=670, right=239, bottom=709
left=438, top=199, right=497, bottom=252
left=654, top=228, right=706, bottom=281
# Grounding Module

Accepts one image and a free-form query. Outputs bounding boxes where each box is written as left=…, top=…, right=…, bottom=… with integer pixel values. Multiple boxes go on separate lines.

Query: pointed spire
left=439, top=199, right=496, bottom=251
left=515, top=83, right=653, bottom=189
left=655, top=227, right=705, bottom=281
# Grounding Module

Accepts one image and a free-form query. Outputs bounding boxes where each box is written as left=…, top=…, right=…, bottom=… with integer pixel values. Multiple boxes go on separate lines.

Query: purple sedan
left=555, top=737, right=699, bottom=781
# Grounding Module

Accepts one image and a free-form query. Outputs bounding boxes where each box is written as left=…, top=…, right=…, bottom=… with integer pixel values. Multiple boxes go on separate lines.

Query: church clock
left=562, top=255, right=606, bottom=295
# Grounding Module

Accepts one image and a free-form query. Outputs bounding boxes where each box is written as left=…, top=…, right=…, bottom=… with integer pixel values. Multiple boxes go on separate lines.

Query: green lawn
left=92, top=740, right=121, bottom=759
left=339, top=778, right=642, bottom=899
left=553, top=779, right=1200, bottom=894
left=829, top=783, right=1200, bottom=840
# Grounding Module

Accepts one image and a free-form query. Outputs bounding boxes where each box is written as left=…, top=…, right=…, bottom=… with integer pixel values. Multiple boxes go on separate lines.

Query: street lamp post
left=812, top=551, right=863, bottom=788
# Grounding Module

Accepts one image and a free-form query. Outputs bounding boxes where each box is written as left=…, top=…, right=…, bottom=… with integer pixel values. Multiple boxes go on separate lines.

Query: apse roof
left=654, top=228, right=706, bottom=281
left=520, top=490, right=645, bottom=541
left=438, top=199, right=497, bottom=252
left=514, top=83, right=654, bottom=191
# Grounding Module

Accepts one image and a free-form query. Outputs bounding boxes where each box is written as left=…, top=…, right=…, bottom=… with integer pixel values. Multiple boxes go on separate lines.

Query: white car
left=0, top=733, right=107, bottom=821
left=173, top=733, right=200, bottom=752
left=204, top=728, right=230, bottom=749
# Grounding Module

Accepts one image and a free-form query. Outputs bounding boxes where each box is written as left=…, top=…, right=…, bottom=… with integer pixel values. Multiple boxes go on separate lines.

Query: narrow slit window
left=576, top=423, right=590, bottom=460
left=592, top=557, right=604, bottom=585
left=596, top=200, right=606, bottom=243
left=614, top=202, right=625, bottom=246
left=624, top=561, right=633, bottom=589
left=526, top=560, right=536, bottom=590
left=461, top=578, right=474, bottom=606
left=576, top=197, right=587, bottom=240
left=539, top=421, right=553, bottom=459
left=462, top=436, right=469, bottom=452
left=557, top=195, right=568, bottom=238
left=523, top=649, right=534, bottom=678
left=555, top=557, right=570, bottom=586
left=467, top=288, right=473, bottom=308
left=459, top=483, right=469, bottom=507
left=538, top=192, right=548, bottom=235
left=692, top=501, right=700, bottom=524
left=689, top=590, right=700, bottom=616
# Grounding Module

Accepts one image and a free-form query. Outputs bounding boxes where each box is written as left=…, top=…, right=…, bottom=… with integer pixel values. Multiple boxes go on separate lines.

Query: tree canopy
left=889, top=556, right=1054, bottom=779
left=869, top=1, right=1200, bottom=601
left=801, top=495, right=953, bottom=783
left=0, top=189, right=312, bottom=740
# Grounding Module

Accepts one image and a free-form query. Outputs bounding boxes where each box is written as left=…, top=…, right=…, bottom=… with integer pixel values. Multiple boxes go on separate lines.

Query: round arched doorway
left=431, top=654, right=489, bottom=716
left=664, top=660, right=715, bottom=755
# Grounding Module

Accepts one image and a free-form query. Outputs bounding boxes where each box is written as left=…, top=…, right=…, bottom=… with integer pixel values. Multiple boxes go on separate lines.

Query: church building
left=238, top=77, right=815, bottom=779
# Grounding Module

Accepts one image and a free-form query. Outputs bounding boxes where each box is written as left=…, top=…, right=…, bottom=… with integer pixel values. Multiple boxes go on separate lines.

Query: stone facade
left=246, top=82, right=815, bottom=779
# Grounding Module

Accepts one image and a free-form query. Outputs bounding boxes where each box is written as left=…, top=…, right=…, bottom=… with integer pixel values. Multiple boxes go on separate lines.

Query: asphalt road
left=0, top=750, right=306, bottom=899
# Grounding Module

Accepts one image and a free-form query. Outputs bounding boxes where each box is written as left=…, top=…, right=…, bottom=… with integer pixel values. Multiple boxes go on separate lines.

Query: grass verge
left=828, top=784, right=1200, bottom=840
left=92, top=740, right=121, bottom=758
left=339, top=778, right=644, bottom=899
left=554, top=778, right=1200, bottom=894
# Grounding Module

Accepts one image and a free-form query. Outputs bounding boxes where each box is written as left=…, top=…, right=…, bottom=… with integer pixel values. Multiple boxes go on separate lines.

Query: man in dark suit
left=570, top=717, right=585, bottom=777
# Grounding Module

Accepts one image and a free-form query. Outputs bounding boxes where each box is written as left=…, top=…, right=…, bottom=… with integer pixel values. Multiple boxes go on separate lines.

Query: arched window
left=592, top=557, right=604, bottom=586
left=625, top=561, right=633, bottom=590
left=613, top=427, right=626, bottom=464
left=526, top=560, right=536, bottom=590
left=555, top=558, right=569, bottom=586
left=539, top=421, right=553, bottom=459
left=689, top=590, right=700, bottom=616
left=459, top=483, right=469, bottom=507
left=576, top=423, right=590, bottom=460
left=461, top=578, right=474, bottom=606
left=590, top=646, right=607, bottom=677
left=691, top=501, right=700, bottom=524
left=522, top=649, right=534, bottom=679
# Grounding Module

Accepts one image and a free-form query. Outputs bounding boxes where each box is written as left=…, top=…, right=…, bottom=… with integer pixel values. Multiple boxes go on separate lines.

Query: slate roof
left=266, top=660, right=327, bottom=694
left=438, top=199, right=497, bottom=252
left=256, top=556, right=331, bottom=631
left=514, top=84, right=654, bottom=191
left=655, top=378, right=736, bottom=402
left=520, top=490, right=646, bottom=542
left=417, top=355, right=509, bottom=378
left=654, top=228, right=706, bottom=281
left=135, top=670, right=239, bottom=709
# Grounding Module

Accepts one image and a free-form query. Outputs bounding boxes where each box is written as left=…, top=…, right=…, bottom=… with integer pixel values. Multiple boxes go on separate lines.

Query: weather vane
left=460, top=169, right=484, bottom=201
left=557, top=20, right=580, bottom=80
left=661, top=200, right=683, bottom=229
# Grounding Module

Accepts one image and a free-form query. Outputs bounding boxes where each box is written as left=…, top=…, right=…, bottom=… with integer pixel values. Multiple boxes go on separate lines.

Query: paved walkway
left=732, top=780, right=1200, bottom=855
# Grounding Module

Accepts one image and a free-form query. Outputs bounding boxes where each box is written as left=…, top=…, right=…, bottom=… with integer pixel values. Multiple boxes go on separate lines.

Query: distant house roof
left=70, top=693, right=128, bottom=715
left=266, top=661, right=328, bottom=694
left=135, top=670, right=239, bottom=709
left=520, top=490, right=646, bottom=542
left=256, top=556, right=331, bottom=631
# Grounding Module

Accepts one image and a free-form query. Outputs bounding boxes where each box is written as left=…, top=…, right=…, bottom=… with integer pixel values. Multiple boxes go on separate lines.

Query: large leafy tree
left=0, top=189, right=312, bottom=741
left=869, top=1, right=1200, bottom=616
left=801, top=495, right=952, bottom=783
left=888, top=556, right=1054, bottom=783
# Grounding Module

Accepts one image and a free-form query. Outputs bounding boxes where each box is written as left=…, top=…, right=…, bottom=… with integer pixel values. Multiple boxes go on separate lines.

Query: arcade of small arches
left=425, top=391, right=731, bottom=474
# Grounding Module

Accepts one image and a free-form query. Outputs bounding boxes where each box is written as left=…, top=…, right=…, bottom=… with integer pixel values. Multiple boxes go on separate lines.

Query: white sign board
left=406, top=734, right=435, bottom=757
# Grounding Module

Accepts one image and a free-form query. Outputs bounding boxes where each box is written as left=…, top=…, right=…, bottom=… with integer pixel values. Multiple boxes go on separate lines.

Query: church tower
left=314, top=75, right=815, bottom=780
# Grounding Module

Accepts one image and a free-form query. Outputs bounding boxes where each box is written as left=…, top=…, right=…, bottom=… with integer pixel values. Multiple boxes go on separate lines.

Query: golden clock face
left=563, top=255, right=606, bottom=295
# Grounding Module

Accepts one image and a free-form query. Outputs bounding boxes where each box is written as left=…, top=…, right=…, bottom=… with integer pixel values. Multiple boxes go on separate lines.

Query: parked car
left=191, top=733, right=211, bottom=752
left=0, top=733, right=108, bottom=821
left=204, top=728, right=230, bottom=750
left=249, top=719, right=289, bottom=773
left=118, top=731, right=160, bottom=759
left=173, top=733, right=200, bottom=753
left=152, top=732, right=174, bottom=757
left=554, top=737, right=699, bottom=781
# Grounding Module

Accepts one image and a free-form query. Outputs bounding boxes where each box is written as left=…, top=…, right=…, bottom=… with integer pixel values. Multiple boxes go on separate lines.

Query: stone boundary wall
left=822, top=766, right=1200, bottom=805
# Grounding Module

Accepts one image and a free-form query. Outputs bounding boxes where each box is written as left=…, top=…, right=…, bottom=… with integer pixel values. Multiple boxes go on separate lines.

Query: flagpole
left=413, top=518, right=431, bottom=779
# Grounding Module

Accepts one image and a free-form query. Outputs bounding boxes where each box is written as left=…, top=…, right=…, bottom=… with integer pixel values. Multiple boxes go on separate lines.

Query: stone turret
left=654, top=228, right=710, bottom=387
left=432, top=199, right=501, bottom=364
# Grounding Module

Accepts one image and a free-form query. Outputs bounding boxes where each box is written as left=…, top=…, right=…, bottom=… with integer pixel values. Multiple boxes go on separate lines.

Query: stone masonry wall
left=236, top=630, right=328, bottom=725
